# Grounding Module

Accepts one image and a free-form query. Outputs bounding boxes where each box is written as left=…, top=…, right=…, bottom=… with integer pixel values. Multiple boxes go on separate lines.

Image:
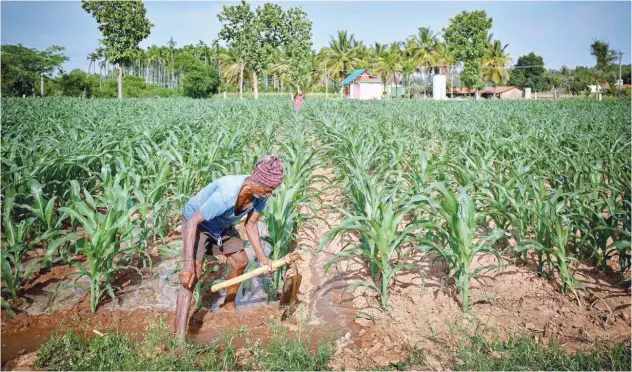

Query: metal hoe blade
left=280, top=261, right=302, bottom=321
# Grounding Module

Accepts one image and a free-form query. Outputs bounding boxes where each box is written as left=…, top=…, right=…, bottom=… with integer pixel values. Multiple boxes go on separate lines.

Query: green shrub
left=183, top=64, right=219, bottom=98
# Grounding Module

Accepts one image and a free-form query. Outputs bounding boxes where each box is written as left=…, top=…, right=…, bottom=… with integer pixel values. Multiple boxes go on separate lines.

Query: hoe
left=209, top=251, right=303, bottom=319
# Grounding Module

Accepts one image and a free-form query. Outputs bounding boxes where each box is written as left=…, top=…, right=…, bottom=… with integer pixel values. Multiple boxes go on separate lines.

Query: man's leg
left=219, top=250, right=249, bottom=311
left=174, top=227, right=207, bottom=340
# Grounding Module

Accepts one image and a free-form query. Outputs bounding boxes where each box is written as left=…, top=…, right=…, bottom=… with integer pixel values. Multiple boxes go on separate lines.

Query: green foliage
left=82, top=0, right=153, bottom=98
left=1, top=196, right=39, bottom=303
left=443, top=10, right=492, bottom=90
left=58, top=180, right=147, bottom=313
left=96, top=75, right=181, bottom=98
left=182, top=64, right=220, bottom=98
left=281, top=7, right=313, bottom=91
left=249, top=324, right=333, bottom=371
left=58, top=69, right=94, bottom=97
left=425, top=184, right=505, bottom=311
left=509, top=52, right=549, bottom=92
left=217, top=0, right=284, bottom=96
left=0, top=44, right=68, bottom=97
left=217, top=0, right=313, bottom=97
left=35, top=319, right=240, bottom=371
left=1, top=97, right=630, bottom=320
left=34, top=318, right=333, bottom=371
left=455, top=333, right=631, bottom=371
left=590, top=39, right=617, bottom=72
left=81, top=0, right=153, bottom=66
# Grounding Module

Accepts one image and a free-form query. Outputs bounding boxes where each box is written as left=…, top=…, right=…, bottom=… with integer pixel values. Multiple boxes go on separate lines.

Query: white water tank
left=524, top=88, right=532, bottom=99
left=433, top=74, right=447, bottom=100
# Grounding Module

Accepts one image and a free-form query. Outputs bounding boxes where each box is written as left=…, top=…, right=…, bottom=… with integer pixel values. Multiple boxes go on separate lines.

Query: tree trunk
left=393, top=73, right=396, bottom=98
left=118, top=63, right=123, bottom=99
left=253, top=71, right=259, bottom=100
left=239, top=61, right=244, bottom=100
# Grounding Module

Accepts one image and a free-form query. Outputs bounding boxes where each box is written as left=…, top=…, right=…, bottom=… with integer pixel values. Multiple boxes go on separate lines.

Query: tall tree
left=82, top=0, right=153, bottom=99
left=443, top=10, right=492, bottom=96
left=218, top=0, right=288, bottom=99
left=590, top=39, right=617, bottom=86
left=281, top=7, right=313, bottom=92
left=508, top=52, right=548, bottom=92
left=590, top=39, right=616, bottom=72
left=407, top=27, right=438, bottom=72
left=374, top=44, right=403, bottom=97
left=482, top=39, right=511, bottom=86
left=323, top=30, right=362, bottom=81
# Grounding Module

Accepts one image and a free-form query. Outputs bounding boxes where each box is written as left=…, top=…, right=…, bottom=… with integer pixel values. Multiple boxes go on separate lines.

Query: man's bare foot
left=219, top=301, right=237, bottom=312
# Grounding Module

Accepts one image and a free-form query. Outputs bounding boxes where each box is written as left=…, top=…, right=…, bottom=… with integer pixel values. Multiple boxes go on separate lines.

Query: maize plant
left=1, top=197, right=38, bottom=304
left=262, top=138, right=322, bottom=294
left=321, top=171, right=433, bottom=310
left=424, top=183, right=505, bottom=312
left=58, top=181, right=147, bottom=313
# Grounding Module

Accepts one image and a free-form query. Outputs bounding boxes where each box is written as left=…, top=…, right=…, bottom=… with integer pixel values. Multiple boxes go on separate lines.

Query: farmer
left=293, top=91, right=304, bottom=110
left=174, top=155, right=284, bottom=338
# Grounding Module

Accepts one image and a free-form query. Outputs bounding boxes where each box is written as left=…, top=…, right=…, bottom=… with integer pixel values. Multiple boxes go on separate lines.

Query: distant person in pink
left=293, top=91, right=304, bottom=110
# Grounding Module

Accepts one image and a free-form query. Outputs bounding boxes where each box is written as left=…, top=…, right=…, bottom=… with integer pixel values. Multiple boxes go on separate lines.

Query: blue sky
left=2, top=1, right=630, bottom=72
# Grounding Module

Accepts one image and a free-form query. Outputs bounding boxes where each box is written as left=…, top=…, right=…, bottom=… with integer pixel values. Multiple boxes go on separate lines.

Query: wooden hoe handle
left=210, top=252, right=302, bottom=292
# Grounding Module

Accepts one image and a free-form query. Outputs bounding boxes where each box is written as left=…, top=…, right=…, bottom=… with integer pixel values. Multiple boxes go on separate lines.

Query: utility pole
left=617, top=51, right=624, bottom=98
left=450, top=65, right=454, bottom=99
left=40, top=73, right=44, bottom=97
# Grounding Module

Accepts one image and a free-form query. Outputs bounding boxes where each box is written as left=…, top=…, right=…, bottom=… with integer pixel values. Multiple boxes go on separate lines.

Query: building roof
left=342, top=70, right=367, bottom=85
left=357, top=74, right=382, bottom=83
left=342, top=69, right=382, bottom=85
left=450, top=86, right=522, bottom=95
left=481, top=86, right=522, bottom=94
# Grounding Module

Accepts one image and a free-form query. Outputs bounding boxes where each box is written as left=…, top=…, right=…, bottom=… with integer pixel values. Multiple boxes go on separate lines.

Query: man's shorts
left=194, top=225, right=244, bottom=261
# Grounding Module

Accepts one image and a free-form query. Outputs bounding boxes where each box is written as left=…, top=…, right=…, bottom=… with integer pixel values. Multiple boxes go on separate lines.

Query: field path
left=293, top=165, right=362, bottom=346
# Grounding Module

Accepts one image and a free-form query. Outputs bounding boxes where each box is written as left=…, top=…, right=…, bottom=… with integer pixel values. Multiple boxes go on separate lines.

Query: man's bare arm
left=245, top=210, right=272, bottom=272
left=180, top=211, right=205, bottom=288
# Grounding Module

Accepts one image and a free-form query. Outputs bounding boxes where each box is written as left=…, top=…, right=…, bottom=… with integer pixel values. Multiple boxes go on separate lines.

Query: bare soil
left=2, top=166, right=631, bottom=370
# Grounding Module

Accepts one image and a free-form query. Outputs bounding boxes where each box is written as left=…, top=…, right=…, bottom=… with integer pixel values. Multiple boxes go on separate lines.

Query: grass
left=34, top=318, right=333, bottom=371
left=455, top=333, right=631, bottom=371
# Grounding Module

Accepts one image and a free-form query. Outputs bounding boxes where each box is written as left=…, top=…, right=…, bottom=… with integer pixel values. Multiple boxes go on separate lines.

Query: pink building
left=342, top=69, right=383, bottom=100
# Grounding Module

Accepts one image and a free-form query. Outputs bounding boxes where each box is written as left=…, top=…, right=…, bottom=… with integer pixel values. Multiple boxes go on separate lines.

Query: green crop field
left=1, top=97, right=631, bottom=369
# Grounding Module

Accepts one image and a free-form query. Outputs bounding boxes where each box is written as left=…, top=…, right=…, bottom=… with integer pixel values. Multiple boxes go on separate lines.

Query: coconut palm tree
left=374, top=44, right=403, bottom=97
left=220, top=47, right=249, bottom=88
left=401, top=58, right=416, bottom=98
left=311, top=49, right=331, bottom=93
left=268, top=48, right=291, bottom=89
left=408, top=27, right=437, bottom=69
left=482, top=39, right=512, bottom=86
left=433, top=42, right=457, bottom=94
left=323, top=30, right=362, bottom=81
left=407, top=27, right=438, bottom=97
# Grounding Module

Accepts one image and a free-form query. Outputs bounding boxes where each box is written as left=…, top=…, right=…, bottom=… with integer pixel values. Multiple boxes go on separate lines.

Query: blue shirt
left=183, top=175, right=268, bottom=237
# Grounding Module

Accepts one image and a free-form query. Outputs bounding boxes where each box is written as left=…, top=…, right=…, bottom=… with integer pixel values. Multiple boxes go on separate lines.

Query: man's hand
left=179, top=265, right=196, bottom=289
left=259, top=256, right=273, bottom=274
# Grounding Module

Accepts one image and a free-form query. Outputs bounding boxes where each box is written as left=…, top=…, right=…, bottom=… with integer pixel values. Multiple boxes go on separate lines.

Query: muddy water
left=2, top=170, right=366, bottom=368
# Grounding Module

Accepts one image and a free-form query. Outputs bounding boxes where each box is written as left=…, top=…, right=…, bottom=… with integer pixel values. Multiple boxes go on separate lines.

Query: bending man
left=174, top=155, right=285, bottom=338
